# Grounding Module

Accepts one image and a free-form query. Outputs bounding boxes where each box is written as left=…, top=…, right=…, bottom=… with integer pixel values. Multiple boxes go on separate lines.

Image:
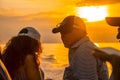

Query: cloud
left=76, top=0, right=120, bottom=6
left=0, top=0, right=69, bottom=16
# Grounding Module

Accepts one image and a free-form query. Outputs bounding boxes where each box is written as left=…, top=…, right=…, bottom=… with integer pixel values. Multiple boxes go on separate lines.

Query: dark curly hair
left=2, top=36, right=42, bottom=79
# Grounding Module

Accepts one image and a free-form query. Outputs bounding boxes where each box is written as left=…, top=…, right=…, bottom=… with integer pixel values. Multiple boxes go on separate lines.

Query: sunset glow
left=76, top=6, right=108, bottom=22
left=0, top=0, right=120, bottom=43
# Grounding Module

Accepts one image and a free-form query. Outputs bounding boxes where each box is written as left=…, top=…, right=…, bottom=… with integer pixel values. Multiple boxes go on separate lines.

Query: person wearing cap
left=52, top=15, right=108, bottom=80
left=0, top=46, right=11, bottom=80
left=94, top=47, right=120, bottom=80
left=2, top=27, right=43, bottom=80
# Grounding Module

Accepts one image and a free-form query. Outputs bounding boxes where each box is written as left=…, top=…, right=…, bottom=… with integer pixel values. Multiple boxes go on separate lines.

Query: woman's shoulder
left=25, top=54, right=35, bottom=65
left=24, top=54, right=37, bottom=69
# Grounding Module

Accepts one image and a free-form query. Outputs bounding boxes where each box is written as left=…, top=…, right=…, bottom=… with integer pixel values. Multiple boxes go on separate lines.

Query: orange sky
left=0, top=0, right=120, bottom=43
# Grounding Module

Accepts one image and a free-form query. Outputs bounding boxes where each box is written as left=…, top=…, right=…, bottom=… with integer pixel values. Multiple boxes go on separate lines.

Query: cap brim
left=52, top=27, right=61, bottom=33
left=106, top=17, right=120, bottom=26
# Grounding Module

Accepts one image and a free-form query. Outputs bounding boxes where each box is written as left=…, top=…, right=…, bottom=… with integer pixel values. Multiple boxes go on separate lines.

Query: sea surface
left=1, top=42, right=120, bottom=80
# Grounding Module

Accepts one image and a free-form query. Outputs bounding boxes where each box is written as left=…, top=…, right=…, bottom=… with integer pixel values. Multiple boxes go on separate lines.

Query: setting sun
left=76, top=6, right=108, bottom=22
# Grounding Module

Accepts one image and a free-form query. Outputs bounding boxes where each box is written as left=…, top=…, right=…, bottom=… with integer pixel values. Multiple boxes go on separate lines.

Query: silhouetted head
left=52, top=15, right=87, bottom=48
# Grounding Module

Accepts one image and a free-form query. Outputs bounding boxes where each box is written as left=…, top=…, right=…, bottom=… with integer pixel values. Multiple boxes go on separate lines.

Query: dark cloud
left=76, top=0, right=120, bottom=6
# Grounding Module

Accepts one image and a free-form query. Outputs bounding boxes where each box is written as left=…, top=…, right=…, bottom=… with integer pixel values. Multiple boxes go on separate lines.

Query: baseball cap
left=52, top=15, right=86, bottom=34
left=18, top=27, right=40, bottom=41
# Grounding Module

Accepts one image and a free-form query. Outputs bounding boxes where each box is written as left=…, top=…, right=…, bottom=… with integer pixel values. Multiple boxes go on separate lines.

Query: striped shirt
left=67, top=36, right=108, bottom=80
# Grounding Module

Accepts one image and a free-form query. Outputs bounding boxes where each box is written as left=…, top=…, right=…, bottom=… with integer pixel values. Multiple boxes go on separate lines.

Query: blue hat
left=18, top=27, right=40, bottom=41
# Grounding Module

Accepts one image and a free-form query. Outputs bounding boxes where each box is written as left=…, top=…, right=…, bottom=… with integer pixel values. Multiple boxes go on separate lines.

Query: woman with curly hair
left=2, top=27, right=43, bottom=80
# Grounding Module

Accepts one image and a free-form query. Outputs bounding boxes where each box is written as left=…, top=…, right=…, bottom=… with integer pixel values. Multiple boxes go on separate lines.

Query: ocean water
left=41, top=42, right=120, bottom=80
left=41, top=43, right=68, bottom=80
left=1, top=42, right=120, bottom=80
